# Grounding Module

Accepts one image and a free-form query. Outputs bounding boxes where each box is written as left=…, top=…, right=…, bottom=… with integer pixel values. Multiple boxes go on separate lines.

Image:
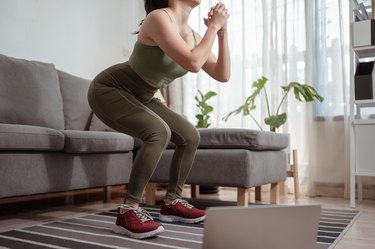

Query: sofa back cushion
left=88, top=114, right=116, bottom=132
left=58, top=70, right=92, bottom=130
left=0, top=54, right=64, bottom=130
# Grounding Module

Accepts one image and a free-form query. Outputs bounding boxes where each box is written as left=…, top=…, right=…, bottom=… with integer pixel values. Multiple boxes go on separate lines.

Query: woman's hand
left=204, top=3, right=229, bottom=32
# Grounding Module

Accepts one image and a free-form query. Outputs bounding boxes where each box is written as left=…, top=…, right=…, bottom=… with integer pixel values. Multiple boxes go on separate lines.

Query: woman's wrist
left=208, top=24, right=221, bottom=33
left=217, top=28, right=227, bottom=38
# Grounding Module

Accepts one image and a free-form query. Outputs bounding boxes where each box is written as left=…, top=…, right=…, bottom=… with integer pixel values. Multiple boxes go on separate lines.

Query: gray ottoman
left=145, top=128, right=289, bottom=206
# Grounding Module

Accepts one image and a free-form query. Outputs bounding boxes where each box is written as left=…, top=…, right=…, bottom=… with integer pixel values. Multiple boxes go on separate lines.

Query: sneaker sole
left=112, top=224, right=164, bottom=239
left=159, top=214, right=205, bottom=224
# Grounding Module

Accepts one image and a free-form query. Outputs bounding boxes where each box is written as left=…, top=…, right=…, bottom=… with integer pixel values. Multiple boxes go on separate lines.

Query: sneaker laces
left=171, top=199, right=194, bottom=209
left=120, top=204, right=154, bottom=222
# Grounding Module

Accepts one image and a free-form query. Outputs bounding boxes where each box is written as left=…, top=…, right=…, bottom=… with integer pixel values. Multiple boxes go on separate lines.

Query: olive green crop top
left=129, top=9, right=197, bottom=88
left=128, top=42, right=189, bottom=88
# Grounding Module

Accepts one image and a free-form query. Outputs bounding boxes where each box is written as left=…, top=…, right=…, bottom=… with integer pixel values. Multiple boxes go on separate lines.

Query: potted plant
left=223, top=76, right=324, bottom=132
left=223, top=76, right=323, bottom=198
left=195, top=89, right=217, bottom=128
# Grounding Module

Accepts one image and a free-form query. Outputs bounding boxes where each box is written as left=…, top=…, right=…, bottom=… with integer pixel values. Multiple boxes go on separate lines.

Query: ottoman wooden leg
left=145, top=182, right=157, bottom=206
left=237, top=187, right=249, bottom=207
left=270, top=182, right=281, bottom=204
left=292, top=149, right=300, bottom=200
left=287, top=149, right=300, bottom=199
left=255, top=186, right=262, bottom=201
left=191, top=185, right=200, bottom=199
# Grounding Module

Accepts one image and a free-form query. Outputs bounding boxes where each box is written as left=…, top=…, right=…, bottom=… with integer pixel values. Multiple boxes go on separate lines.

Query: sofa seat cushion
left=0, top=123, right=64, bottom=151
left=61, top=130, right=134, bottom=153
left=197, top=128, right=288, bottom=150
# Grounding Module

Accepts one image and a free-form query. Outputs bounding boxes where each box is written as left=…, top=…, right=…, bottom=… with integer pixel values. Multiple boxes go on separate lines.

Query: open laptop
left=202, top=204, right=321, bottom=249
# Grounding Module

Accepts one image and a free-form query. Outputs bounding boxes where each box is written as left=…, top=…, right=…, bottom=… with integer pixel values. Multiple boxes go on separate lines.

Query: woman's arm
left=139, top=4, right=228, bottom=73
left=200, top=29, right=231, bottom=82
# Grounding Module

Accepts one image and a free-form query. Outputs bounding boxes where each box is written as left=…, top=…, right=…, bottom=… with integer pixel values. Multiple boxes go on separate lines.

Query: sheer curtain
left=173, top=0, right=350, bottom=196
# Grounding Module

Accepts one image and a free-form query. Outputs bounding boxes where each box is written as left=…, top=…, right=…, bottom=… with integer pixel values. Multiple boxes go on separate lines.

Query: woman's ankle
left=164, top=198, right=172, bottom=205
left=124, top=199, right=139, bottom=209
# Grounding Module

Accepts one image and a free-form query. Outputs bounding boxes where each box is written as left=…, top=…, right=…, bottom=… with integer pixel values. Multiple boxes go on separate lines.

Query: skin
left=126, top=0, right=230, bottom=208
left=138, top=0, right=231, bottom=82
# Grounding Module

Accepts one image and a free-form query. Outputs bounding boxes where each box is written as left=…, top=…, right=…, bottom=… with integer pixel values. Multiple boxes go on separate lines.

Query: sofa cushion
left=0, top=123, right=64, bottom=151
left=61, top=130, right=134, bottom=153
left=0, top=54, right=64, bottom=130
left=197, top=128, right=289, bottom=150
left=57, top=70, right=92, bottom=130
left=88, top=114, right=116, bottom=132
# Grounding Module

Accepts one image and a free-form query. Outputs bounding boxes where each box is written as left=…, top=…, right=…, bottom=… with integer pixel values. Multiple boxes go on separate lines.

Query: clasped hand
left=204, top=2, right=229, bottom=34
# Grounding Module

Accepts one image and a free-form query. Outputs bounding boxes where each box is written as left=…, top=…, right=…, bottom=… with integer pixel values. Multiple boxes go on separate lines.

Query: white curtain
left=174, top=0, right=350, bottom=196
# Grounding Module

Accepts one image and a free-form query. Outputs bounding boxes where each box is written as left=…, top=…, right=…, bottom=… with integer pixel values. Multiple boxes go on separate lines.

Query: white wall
left=0, top=0, right=144, bottom=79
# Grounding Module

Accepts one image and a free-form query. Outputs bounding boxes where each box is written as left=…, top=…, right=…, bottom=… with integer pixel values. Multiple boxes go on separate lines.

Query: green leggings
left=87, top=62, right=200, bottom=203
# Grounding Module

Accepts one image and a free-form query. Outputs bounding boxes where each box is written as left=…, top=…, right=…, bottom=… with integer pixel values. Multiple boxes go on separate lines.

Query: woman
left=87, top=0, right=230, bottom=239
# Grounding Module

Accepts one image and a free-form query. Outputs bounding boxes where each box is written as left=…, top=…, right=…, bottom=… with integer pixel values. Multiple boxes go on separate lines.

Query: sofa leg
left=104, top=186, right=111, bottom=203
left=255, top=186, right=262, bottom=201
left=191, top=185, right=200, bottom=199
left=237, top=187, right=249, bottom=207
left=270, top=182, right=281, bottom=204
left=145, top=183, right=157, bottom=206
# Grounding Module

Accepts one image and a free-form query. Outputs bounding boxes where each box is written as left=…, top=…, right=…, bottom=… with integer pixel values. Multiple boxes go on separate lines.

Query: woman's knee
left=176, top=126, right=200, bottom=148
left=189, top=128, right=200, bottom=147
left=143, top=123, right=171, bottom=147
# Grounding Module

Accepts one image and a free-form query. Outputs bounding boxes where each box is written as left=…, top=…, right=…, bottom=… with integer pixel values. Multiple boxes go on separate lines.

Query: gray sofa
left=0, top=54, right=134, bottom=199
left=0, top=54, right=288, bottom=206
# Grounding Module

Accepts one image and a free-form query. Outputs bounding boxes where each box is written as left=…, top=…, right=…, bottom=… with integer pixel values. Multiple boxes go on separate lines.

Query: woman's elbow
left=189, top=67, right=200, bottom=73
left=217, top=74, right=230, bottom=82
left=221, top=76, right=230, bottom=82
left=186, top=62, right=201, bottom=73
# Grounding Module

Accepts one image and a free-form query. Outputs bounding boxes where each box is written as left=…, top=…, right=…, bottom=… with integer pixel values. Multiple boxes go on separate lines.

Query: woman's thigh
left=88, top=85, right=170, bottom=140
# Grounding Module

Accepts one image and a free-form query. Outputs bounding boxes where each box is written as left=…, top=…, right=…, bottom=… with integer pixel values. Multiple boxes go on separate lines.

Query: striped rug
left=0, top=204, right=359, bottom=249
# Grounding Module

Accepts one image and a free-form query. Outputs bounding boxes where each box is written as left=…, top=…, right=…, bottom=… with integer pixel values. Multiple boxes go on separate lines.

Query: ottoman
left=145, top=128, right=289, bottom=206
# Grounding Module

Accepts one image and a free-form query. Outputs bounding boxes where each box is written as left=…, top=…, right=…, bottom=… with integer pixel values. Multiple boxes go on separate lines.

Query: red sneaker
left=113, top=204, right=164, bottom=239
left=159, top=199, right=205, bottom=223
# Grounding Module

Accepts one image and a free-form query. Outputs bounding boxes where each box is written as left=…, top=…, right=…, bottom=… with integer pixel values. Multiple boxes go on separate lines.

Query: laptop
left=202, top=204, right=321, bottom=249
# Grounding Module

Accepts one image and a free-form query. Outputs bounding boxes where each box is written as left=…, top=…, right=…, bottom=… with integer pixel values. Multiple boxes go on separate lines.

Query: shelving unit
left=349, top=1, right=375, bottom=208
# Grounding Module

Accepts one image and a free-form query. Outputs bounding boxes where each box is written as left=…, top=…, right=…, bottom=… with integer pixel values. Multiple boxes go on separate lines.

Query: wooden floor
left=0, top=185, right=374, bottom=249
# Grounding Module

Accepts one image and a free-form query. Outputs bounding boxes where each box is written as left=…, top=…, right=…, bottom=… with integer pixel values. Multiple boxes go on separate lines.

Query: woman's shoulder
left=143, top=8, right=171, bottom=25
left=138, top=9, right=175, bottom=44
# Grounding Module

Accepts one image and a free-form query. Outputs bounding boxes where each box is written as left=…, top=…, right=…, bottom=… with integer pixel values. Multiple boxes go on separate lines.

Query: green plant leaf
left=264, top=113, right=287, bottom=132
left=248, top=76, right=268, bottom=109
left=203, top=106, right=214, bottom=115
left=204, top=91, right=217, bottom=100
left=197, top=89, right=204, bottom=99
left=223, top=76, right=268, bottom=122
left=281, top=82, right=324, bottom=103
left=195, top=114, right=204, bottom=121
left=195, top=90, right=217, bottom=128
left=222, top=104, right=249, bottom=122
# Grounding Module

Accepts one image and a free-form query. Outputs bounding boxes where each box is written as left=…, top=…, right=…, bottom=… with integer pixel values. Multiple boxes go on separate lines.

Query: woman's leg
left=146, top=98, right=205, bottom=224
left=145, top=98, right=200, bottom=199
left=88, top=85, right=171, bottom=203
